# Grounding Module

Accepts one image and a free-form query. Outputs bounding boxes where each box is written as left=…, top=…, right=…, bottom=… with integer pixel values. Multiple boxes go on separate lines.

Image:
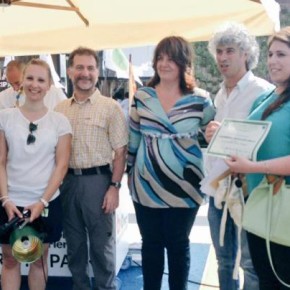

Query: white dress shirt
left=201, top=71, right=275, bottom=196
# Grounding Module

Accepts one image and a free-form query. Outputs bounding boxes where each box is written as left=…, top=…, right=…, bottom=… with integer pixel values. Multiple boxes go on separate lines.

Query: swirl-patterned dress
left=127, top=86, right=215, bottom=208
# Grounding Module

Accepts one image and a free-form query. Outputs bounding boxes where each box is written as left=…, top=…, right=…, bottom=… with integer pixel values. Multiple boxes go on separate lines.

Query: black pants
left=133, top=202, right=199, bottom=290
left=247, top=232, right=290, bottom=290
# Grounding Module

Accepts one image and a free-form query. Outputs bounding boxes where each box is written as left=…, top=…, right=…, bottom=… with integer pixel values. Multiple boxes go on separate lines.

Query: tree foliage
left=193, top=42, right=222, bottom=96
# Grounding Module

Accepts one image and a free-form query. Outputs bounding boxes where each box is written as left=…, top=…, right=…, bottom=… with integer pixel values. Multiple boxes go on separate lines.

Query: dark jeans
left=247, top=232, right=290, bottom=290
left=133, top=202, right=199, bottom=290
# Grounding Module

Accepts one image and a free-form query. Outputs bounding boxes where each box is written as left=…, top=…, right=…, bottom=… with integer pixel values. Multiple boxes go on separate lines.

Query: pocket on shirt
left=84, top=116, right=107, bottom=129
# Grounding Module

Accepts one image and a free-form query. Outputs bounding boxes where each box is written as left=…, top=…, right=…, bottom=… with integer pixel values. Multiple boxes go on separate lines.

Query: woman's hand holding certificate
left=206, top=118, right=271, bottom=161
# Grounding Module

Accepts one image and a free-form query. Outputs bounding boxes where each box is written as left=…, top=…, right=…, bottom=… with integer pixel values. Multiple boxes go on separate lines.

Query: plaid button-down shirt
left=55, top=89, right=128, bottom=169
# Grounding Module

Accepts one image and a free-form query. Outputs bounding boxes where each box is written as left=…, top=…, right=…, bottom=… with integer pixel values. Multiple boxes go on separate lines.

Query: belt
left=67, top=165, right=111, bottom=176
left=142, top=131, right=196, bottom=139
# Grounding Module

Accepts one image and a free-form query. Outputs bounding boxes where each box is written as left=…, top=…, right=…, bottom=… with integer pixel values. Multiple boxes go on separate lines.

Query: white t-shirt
left=0, top=87, right=18, bottom=109
left=0, top=85, right=67, bottom=110
left=0, top=108, right=72, bottom=206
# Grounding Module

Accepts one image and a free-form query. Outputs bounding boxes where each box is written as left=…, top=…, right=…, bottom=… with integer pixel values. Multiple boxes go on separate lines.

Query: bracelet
left=264, top=161, right=270, bottom=175
left=39, top=198, right=49, bottom=207
left=0, top=195, right=9, bottom=201
left=2, top=199, right=11, bottom=207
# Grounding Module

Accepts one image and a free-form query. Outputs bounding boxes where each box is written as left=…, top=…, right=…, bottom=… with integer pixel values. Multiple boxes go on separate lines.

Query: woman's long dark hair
left=262, top=26, right=290, bottom=120
left=147, top=36, right=196, bottom=94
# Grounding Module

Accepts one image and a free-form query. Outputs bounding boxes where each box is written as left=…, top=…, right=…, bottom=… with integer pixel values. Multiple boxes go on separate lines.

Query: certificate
left=206, top=118, right=272, bottom=160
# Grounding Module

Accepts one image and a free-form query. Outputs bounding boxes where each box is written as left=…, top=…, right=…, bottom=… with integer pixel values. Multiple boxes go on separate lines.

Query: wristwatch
left=110, top=181, right=122, bottom=189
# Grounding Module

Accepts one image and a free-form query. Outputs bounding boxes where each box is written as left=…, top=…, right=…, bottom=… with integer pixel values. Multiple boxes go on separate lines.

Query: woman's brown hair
left=147, top=36, right=196, bottom=94
left=262, top=26, right=290, bottom=120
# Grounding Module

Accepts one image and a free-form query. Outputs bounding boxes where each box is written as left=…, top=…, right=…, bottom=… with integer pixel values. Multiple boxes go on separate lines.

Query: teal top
left=246, top=89, right=290, bottom=193
left=127, top=87, right=215, bottom=208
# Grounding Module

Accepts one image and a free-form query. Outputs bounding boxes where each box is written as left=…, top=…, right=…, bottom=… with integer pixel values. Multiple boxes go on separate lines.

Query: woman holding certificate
left=126, top=36, right=215, bottom=290
left=226, top=26, right=290, bottom=289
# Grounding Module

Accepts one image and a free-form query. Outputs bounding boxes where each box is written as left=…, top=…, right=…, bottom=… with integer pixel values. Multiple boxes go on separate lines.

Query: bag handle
left=266, top=182, right=290, bottom=287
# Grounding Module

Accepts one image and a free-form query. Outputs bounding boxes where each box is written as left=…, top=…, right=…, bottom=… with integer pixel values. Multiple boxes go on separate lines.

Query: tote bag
left=242, top=176, right=290, bottom=287
left=243, top=176, right=290, bottom=246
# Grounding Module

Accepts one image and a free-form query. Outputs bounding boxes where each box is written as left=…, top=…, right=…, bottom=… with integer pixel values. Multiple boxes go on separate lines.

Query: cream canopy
left=0, top=0, right=278, bottom=56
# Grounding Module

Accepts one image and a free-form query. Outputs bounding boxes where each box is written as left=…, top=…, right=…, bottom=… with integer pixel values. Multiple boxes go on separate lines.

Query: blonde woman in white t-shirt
left=0, top=59, right=72, bottom=290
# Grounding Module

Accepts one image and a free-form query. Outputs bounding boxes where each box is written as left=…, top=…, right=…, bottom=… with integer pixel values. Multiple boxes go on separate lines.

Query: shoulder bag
left=242, top=175, right=290, bottom=287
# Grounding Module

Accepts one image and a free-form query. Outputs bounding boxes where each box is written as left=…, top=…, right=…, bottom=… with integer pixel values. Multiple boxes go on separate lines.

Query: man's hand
left=205, top=121, right=221, bottom=143
left=102, top=187, right=119, bottom=214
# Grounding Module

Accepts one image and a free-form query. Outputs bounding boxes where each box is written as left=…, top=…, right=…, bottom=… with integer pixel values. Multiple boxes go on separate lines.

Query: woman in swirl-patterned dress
left=127, top=36, right=215, bottom=290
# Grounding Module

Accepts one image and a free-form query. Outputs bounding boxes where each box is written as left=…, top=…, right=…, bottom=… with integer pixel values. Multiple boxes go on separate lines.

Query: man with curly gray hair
left=202, top=22, right=275, bottom=290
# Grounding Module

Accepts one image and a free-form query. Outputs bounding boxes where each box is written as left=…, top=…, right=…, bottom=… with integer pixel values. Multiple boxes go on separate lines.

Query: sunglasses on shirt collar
left=27, top=122, right=38, bottom=145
